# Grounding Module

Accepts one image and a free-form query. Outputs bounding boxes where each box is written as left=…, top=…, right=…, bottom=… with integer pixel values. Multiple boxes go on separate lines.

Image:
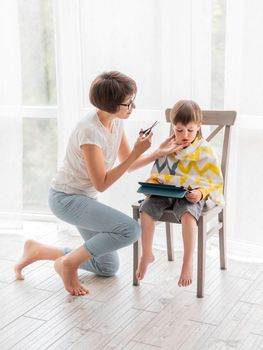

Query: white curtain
left=0, top=1, right=22, bottom=229
left=55, top=0, right=263, bottom=260
left=77, top=0, right=212, bottom=209
left=224, top=0, right=263, bottom=261
left=55, top=0, right=212, bottom=235
left=79, top=0, right=211, bottom=110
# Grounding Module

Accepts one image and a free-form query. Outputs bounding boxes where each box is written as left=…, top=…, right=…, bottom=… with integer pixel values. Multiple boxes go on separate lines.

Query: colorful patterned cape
left=149, top=137, right=225, bottom=206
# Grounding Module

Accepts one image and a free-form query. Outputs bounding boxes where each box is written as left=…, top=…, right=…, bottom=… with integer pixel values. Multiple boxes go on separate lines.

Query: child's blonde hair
left=170, top=100, right=203, bottom=137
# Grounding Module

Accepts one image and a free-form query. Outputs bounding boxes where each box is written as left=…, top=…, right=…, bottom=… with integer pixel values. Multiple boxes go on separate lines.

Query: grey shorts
left=139, top=195, right=205, bottom=223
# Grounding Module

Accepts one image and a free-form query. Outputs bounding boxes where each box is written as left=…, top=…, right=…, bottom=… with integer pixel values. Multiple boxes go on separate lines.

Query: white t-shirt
left=51, top=110, right=124, bottom=198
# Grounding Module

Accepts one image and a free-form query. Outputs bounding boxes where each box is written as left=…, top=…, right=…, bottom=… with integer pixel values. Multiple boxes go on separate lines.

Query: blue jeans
left=48, top=188, right=140, bottom=277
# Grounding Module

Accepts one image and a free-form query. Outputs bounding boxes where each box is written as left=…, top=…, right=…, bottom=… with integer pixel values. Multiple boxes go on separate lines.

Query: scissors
left=140, top=121, right=159, bottom=136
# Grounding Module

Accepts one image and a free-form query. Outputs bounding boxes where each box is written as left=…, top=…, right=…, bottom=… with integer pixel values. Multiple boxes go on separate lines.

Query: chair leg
left=165, top=222, right=174, bottom=261
left=197, top=216, right=206, bottom=298
left=132, top=207, right=140, bottom=286
left=219, top=209, right=227, bottom=270
left=133, top=241, right=140, bottom=285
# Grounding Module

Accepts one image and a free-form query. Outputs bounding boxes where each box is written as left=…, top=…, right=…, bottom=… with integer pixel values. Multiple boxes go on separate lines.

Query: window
left=17, top=0, right=57, bottom=213
left=23, top=117, right=57, bottom=212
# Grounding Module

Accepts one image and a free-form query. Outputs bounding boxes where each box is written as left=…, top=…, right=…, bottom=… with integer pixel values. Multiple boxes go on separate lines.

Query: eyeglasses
left=119, top=96, right=136, bottom=110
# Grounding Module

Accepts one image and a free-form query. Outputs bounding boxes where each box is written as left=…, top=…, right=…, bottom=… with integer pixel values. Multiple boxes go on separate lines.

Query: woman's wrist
left=153, top=148, right=162, bottom=159
left=130, top=148, right=142, bottom=160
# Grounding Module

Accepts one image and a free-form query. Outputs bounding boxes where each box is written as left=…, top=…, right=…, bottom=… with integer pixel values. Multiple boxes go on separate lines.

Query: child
left=136, top=100, right=224, bottom=287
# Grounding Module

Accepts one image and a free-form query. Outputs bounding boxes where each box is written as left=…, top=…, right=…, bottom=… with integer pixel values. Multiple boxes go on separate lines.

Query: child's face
left=173, top=122, right=200, bottom=145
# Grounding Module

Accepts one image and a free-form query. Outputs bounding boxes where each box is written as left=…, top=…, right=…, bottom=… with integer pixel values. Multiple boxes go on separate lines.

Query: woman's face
left=173, top=122, right=200, bottom=145
left=114, top=95, right=136, bottom=119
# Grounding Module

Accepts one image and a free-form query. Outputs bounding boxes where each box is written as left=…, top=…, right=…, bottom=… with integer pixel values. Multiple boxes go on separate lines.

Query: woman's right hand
left=132, top=132, right=153, bottom=158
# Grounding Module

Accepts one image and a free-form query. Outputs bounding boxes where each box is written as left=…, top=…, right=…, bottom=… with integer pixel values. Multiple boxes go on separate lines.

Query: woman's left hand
left=157, top=135, right=189, bottom=157
left=185, top=189, right=202, bottom=203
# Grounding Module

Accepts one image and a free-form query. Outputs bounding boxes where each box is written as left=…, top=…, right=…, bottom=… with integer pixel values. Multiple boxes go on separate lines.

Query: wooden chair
left=132, top=109, right=236, bottom=298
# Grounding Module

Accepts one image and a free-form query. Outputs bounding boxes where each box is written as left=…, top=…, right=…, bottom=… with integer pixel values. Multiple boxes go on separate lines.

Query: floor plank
left=0, top=221, right=262, bottom=350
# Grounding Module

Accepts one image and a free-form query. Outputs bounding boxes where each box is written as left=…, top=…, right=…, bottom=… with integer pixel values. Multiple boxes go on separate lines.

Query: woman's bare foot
left=14, top=240, right=49, bottom=280
left=178, top=261, right=193, bottom=287
left=136, top=253, right=155, bottom=280
left=54, top=257, right=89, bottom=296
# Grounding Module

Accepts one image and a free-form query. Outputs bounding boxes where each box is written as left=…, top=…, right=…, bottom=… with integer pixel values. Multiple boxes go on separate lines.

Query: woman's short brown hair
left=89, top=71, right=137, bottom=113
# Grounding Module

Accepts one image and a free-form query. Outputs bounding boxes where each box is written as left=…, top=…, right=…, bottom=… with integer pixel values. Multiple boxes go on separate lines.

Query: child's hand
left=157, top=135, right=190, bottom=157
left=185, top=189, right=202, bottom=203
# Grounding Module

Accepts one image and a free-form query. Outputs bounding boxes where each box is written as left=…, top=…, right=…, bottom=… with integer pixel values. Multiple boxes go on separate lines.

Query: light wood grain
left=0, top=222, right=262, bottom=350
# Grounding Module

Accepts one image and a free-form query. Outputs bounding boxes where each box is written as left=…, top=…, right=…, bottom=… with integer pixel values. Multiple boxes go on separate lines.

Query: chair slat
left=165, top=108, right=236, bottom=126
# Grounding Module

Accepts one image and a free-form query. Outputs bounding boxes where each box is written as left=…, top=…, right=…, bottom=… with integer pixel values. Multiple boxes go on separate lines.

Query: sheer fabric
left=0, top=1, right=22, bottom=229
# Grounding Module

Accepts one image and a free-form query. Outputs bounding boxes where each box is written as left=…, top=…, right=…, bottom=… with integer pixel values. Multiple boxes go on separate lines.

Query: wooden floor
left=0, top=222, right=263, bottom=350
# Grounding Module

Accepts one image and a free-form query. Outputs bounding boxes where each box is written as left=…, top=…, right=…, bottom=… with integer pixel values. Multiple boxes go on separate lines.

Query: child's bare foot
left=178, top=261, right=193, bottom=287
left=14, top=239, right=46, bottom=280
left=136, top=253, right=155, bottom=280
left=54, top=257, right=89, bottom=296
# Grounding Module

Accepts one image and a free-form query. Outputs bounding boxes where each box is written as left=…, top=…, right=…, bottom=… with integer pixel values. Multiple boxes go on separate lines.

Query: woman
left=15, top=71, right=180, bottom=296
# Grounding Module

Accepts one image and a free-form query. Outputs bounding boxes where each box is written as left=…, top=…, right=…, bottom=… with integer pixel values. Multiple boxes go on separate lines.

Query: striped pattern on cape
left=149, top=137, right=225, bottom=206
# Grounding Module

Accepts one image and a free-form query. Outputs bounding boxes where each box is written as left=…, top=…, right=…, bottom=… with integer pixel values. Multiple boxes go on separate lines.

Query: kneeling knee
left=100, top=260, right=119, bottom=277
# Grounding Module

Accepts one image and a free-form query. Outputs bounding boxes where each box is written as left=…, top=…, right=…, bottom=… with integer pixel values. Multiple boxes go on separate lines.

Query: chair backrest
left=165, top=109, right=237, bottom=196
